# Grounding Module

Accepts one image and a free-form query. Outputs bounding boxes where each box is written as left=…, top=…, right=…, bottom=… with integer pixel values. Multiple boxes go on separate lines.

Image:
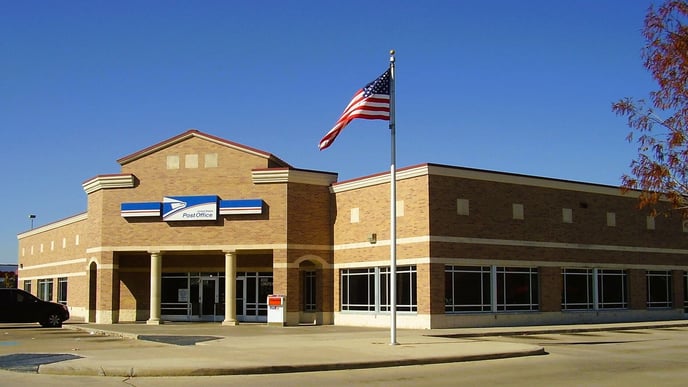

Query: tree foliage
left=613, top=0, right=688, bottom=216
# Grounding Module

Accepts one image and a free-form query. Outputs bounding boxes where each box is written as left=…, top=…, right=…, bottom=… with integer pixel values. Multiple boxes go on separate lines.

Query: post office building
left=17, top=130, right=688, bottom=328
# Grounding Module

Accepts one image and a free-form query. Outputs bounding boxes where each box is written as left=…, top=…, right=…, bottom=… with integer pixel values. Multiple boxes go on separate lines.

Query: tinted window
left=0, top=290, right=13, bottom=304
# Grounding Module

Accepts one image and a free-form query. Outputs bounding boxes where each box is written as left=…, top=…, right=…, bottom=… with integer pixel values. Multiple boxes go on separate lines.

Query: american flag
left=319, top=69, right=391, bottom=150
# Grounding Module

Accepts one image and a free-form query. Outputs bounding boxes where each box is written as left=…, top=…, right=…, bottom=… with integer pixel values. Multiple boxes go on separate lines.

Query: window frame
left=57, top=277, right=68, bottom=305
left=444, top=265, right=491, bottom=312
left=37, top=278, right=54, bottom=302
left=445, top=265, right=539, bottom=314
left=340, top=266, right=417, bottom=313
left=341, top=268, right=376, bottom=312
left=647, top=270, right=672, bottom=309
left=303, top=270, right=317, bottom=312
left=597, top=269, right=628, bottom=310
left=496, top=266, right=539, bottom=311
left=562, top=268, right=594, bottom=310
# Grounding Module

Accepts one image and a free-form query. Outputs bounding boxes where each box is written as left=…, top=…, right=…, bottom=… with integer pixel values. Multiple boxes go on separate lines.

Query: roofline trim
left=17, top=212, right=88, bottom=238
left=332, top=163, right=636, bottom=197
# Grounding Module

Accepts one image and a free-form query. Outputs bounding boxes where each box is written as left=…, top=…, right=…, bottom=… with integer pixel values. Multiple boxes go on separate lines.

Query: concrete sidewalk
left=38, top=319, right=688, bottom=377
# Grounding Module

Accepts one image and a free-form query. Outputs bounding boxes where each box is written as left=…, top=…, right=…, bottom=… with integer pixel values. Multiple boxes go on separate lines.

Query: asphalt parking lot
left=0, top=324, right=162, bottom=373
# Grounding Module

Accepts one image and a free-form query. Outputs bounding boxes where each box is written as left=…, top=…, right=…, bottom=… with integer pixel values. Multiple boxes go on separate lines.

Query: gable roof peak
left=116, top=129, right=292, bottom=168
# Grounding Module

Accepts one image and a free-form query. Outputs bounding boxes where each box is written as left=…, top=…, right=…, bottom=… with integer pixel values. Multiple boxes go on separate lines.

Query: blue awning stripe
left=121, top=202, right=161, bottom=217
left=219, top=199, right=263, bottom=215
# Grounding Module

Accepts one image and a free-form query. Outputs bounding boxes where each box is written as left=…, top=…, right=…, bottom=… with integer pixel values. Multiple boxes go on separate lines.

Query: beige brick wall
left=17, top=215, right=90, bottom=312
left=286, top=183, right=333, bottom=246
left=334, top=175, right=430, bottom=246
left=428, top=174, right=688, bottom=266
left=18, top=216, right=89, bottom=267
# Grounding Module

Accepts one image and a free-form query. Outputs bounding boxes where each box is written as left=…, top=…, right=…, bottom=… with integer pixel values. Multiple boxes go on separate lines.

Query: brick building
left=16, top=130, right=688, bottom=328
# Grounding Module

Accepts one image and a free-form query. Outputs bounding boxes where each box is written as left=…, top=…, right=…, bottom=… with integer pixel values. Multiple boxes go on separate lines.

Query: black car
left=0, top=288, right=70, bottom=327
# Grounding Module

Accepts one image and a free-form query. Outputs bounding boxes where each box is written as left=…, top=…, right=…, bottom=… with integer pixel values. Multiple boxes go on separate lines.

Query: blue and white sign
left=162, top=195, right=218, bottom=221
left=121, top=196, right=263, bottom=220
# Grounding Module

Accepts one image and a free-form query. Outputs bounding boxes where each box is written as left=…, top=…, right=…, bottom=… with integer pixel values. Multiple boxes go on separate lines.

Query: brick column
left=94, top=251, right=120, bottom=324
left=428, top=262, right=445, bottom=315
left=222, top=250, right=238, bottom=326
left=272, top=249, right=299, bottom=325
left=628, top=269, right=647, bottom=310
left=147, top=251, right=163, bottom=325
left=672, top=270, right=685, bottom=310
left=539, top=266, right=562, bottom=312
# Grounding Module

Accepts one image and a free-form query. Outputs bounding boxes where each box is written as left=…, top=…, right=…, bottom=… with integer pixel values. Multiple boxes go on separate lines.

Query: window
left=341, top=268, right=375, bottom=311
left=380, top=266, right=417, bottom=312
left=562, top=268, right=628, bottom=310
left=445, top=266, right=491, bottom=312
left=562, top=268, right=593, bottom=310
left=57, top=277, right=68, bottom=305
left=23, top=280, right=31, bottom=293
left=161, top=273, right=191, bottom=316
left=37, top=278, right=53, bottom=301
left=496, top=267, right=539, bottom=311
left=598, top=269, right=628, bottom=309
left=341, top=266, right=417, bottom=313
left=445, top=265, right=539, bottom=313
left=303, top=271, right=316, bottom=312
left=647, top=270, right=672, bottom=308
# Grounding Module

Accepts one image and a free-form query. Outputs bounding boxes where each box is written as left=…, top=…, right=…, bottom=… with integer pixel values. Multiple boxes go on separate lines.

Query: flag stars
left=363, top=70, right=390, bottom=97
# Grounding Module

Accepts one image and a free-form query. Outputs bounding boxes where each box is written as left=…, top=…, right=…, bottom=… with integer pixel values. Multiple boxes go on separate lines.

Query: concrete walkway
left=37, top=319, right=687, bottom=377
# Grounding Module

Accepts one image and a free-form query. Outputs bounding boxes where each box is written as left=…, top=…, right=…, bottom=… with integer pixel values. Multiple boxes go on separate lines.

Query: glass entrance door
left=236, top=273, right=272, bottom=322
left=236, top=277, right=245, bottom=321
left=199, top=277, right=219, bottom=321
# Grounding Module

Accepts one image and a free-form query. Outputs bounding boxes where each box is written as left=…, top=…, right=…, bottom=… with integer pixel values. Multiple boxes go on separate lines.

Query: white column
left=222, top=250, right=238, bottom=326
left=147, top=251, right=163, bottom=325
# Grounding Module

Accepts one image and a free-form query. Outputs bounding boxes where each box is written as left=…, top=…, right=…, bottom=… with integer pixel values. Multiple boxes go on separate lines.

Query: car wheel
left=41, top=313, right=63, bottom=328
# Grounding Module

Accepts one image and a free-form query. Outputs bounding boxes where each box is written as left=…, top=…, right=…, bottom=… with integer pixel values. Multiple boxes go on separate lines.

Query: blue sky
left=1, top=0, right=659, bottom=262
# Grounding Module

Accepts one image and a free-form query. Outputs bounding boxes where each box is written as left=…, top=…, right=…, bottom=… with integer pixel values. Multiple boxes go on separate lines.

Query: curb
left=64, top=324, right=140, bottom=340
left=38, top=346, right=546, bottom=377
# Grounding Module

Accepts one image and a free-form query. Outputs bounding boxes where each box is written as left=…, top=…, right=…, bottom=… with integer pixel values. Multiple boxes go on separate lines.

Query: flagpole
left=389, top=49, right=398, bottom=346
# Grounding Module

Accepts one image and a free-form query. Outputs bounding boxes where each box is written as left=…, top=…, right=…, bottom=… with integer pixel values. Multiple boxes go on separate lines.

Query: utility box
left=267, top=294, right=286, bottom=326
